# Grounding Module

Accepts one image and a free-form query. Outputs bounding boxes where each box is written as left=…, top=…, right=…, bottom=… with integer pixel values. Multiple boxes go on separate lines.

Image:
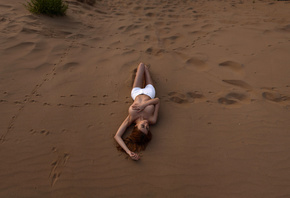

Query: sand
left=1, top=0, right=290, bottom=197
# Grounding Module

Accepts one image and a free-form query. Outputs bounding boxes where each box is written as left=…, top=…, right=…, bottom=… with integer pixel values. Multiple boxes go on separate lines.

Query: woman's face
left=137, top=120, right=149, bottom=134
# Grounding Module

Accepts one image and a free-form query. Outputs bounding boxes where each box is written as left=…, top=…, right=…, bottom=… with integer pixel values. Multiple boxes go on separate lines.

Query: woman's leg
left=144, top=65, right=153, bottom=85
left=133, top=63, right=145, bottom=88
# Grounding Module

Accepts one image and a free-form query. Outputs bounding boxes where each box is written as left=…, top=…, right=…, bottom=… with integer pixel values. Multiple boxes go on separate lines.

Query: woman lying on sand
left=114, top=63, right=160, bottom=160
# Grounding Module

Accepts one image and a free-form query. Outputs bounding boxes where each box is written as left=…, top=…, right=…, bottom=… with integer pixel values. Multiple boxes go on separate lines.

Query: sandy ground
left=1, top=0, right=290, bottom=197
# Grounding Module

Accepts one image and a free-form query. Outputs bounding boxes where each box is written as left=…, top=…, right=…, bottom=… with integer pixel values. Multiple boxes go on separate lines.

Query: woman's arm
left=114, top=116, right=140, bottom=160
left=144, top=98, right=159, bottom=107
left=132, top=98, right=160, bottom=112
left=149, top=99, right=160, bottom=124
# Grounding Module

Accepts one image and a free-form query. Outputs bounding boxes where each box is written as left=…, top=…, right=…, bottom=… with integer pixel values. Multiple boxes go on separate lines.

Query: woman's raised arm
left=114, top=116, right=140, bottom=160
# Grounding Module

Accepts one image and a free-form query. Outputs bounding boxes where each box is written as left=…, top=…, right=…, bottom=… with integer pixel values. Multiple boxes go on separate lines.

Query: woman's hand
left=132, top=104, right=145, bottom=112
left=128, top=151, right=140, bottom=161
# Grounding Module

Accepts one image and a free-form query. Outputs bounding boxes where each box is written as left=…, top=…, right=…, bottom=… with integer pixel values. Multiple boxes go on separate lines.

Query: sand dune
left=1, top=0, right=290, bottom=197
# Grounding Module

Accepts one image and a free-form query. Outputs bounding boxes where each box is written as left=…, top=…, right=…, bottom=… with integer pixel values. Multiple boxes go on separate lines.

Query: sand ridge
left=1, top=0, right=290, bottom=197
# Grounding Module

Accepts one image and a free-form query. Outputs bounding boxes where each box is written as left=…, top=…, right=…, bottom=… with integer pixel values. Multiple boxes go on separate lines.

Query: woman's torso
left=129, top=95, right=154, bottom=121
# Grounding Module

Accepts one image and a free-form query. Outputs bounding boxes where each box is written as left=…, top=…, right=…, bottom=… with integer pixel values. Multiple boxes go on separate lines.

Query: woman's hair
left=116, top=126, right=152, bottom=153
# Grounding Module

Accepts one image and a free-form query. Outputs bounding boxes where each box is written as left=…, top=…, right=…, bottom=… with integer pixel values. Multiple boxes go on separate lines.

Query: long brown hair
left=116, top=126, right=152, bottom=152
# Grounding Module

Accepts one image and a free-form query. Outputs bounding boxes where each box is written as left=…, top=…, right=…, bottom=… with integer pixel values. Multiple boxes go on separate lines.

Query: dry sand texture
left=1, top=0, right=290, bottom=197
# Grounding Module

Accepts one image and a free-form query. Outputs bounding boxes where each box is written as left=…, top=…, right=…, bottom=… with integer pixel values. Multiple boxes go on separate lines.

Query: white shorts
left=131, top=84, right=156, bottom=100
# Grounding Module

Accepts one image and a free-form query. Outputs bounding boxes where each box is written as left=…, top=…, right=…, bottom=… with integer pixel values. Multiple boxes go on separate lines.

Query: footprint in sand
left=123, top=24, right=143, bottom=33
left=49, top=152, right=69, bottom=186
left=145, top=12, right=155, bottom=17
left=144, top=6, right=155, bottom=11
left=278, top=24, right=290, bottom=33
left=30, top=129, right=50, bottom=136
left=144, top=34, right=151, bottom=41
left=162, top=34, right=181, bottom=45
left=183, top=23, right=195, bottom=28
left=218, top=92, right=248, bottom=105
left=145, top=47, right=165, bottom=56
left=262, top=91, right=290, bottom=103
left=219, top=61, right=244, bottom=72
left=168, top=92, right=187, bottom=104
left=133, top=6, right=142, bottom=11
left=14, top=101, right=23, bottom=105
left=186, top=91, right=205, bottom=102
left=61, top=62, right=79, bottom=72
left=201, top=24, right=215, bottom=30
left=118, top=26, right=126, bottom=30
left=185, top=56, right=208, bottom=71
left=168, top=91, right=205, bottom=104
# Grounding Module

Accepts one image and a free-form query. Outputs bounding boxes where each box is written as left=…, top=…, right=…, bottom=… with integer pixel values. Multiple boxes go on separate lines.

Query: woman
left=114, top=63, right=160, bottom=160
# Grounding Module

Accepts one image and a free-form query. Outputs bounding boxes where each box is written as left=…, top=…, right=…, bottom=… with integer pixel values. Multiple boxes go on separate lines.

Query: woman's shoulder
left=124, top=114, right=135, bottom=126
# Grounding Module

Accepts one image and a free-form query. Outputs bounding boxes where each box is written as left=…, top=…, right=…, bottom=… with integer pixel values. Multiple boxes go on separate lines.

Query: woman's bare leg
left=133, top=63, right=145, bottom=88
left=144, top=65, right=153, bottom=85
